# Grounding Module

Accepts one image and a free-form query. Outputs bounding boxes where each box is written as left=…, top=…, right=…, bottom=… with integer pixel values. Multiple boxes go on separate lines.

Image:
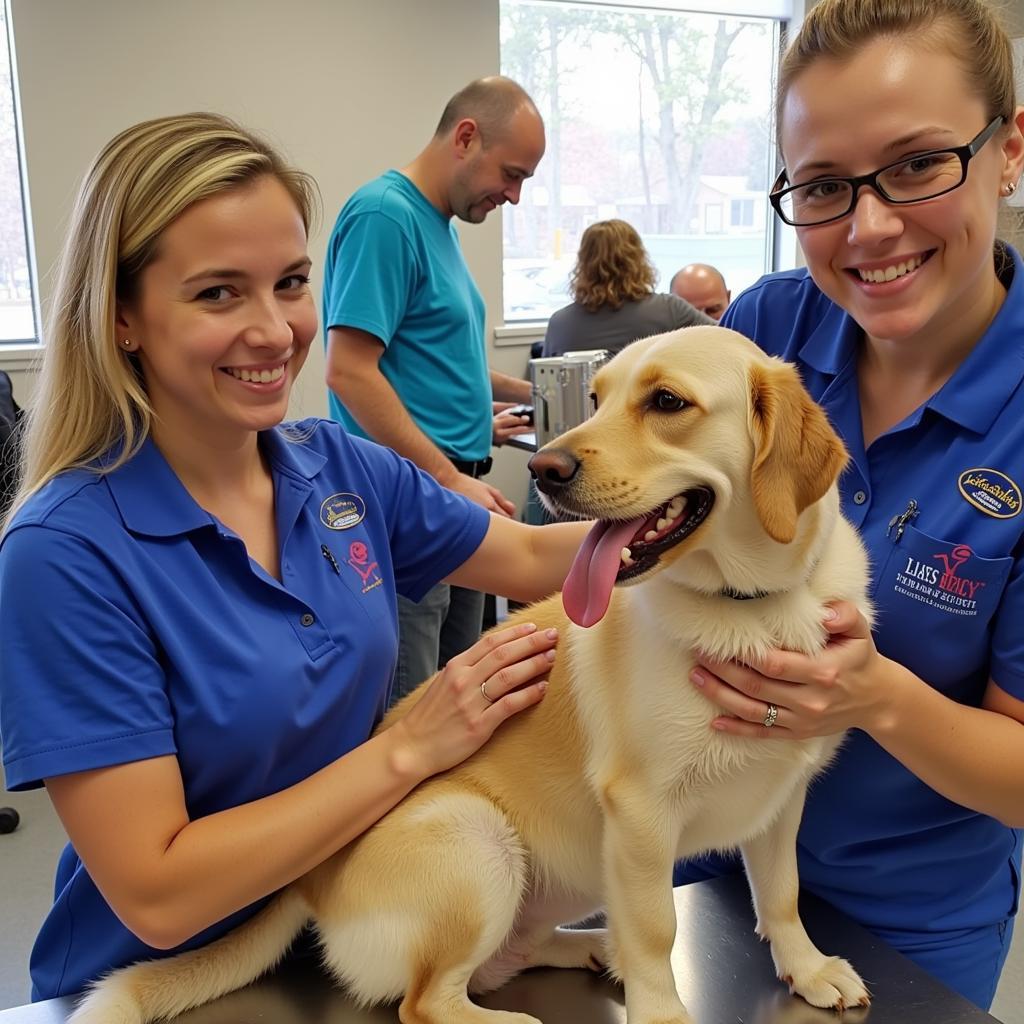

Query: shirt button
left=853, top=490, right=867, bottom=505
left=300, top=613, right=315, bottom=627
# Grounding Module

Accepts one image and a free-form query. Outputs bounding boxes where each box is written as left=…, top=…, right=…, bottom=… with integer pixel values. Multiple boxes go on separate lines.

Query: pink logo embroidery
left=932, top=544, right=985, bottom=600
left=346, top=541, right=382, bottom=593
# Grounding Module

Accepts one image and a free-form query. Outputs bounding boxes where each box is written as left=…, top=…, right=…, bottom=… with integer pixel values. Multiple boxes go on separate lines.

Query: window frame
left=0, top=0, right=41, bottom=367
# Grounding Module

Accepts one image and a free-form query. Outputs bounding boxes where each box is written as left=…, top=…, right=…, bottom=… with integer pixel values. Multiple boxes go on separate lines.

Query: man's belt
left=448, top=456, right=493, bottom=479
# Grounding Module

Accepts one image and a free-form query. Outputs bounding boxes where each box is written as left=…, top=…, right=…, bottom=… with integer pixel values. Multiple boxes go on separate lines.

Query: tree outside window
left=501, top=0, right=781, bottom=322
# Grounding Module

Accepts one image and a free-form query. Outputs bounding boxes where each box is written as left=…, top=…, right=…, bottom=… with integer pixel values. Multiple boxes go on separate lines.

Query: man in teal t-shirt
left=323, top=76, right=545, bottom=702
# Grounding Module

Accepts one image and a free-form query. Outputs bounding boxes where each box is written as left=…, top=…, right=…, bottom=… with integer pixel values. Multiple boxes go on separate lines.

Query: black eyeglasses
left=769, top=115, right=1005, bottom=227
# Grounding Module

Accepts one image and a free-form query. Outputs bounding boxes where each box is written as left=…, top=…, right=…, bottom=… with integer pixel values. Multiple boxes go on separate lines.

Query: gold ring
left=763, top=703, right=779, bottom=728
left=480, top=680, right=496, bottom=705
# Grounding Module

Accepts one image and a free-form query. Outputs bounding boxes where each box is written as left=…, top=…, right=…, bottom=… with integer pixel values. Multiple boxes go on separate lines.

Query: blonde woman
left=677, top=0, right=1024, bottom=1009
left=0, top=113, right=586, bottom=1002
left=540, top=218, right=710, bottom=357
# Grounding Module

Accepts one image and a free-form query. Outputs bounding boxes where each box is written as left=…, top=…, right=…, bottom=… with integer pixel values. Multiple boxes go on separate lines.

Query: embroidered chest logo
left=320, top=492, right=366, bottom=530
left=957, top=468, right=1021, bottom=519
left=894, top=544, right=986, bottom=616
left=346, top=540, right=382, bottom=594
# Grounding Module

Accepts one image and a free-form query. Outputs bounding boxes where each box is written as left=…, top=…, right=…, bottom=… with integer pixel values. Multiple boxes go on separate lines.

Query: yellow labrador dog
left=71, top=326, right=872, bottom=1024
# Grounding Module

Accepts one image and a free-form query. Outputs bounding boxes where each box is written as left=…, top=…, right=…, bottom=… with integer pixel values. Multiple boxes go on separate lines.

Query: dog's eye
left=652, top=390, right=687, bottom=412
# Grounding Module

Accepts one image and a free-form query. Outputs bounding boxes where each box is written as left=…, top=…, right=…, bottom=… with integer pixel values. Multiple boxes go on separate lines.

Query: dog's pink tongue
left=563, top=517, right=646, bottom=628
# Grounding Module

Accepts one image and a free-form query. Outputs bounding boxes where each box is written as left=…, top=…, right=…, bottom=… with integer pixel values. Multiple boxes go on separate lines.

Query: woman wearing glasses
left=678, top=0, right=1024, bottom=1009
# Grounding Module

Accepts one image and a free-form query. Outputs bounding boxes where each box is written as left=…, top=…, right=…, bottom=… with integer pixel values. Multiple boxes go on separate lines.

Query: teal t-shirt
left=322, top=170, right=491, bottom=461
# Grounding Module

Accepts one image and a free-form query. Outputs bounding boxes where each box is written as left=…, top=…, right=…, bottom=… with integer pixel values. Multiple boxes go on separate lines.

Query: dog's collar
left=719, top=586, right=774, bottom=601
left=716, top=551, right=822, bottom=602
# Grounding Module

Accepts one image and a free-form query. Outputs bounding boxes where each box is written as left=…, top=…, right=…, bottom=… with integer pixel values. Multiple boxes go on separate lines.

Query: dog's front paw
left=783, top=955, right=870, bottom=1010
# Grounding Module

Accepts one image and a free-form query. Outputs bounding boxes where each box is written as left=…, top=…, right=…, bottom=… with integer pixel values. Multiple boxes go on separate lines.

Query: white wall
left=7, top=0, right=538, bottom=502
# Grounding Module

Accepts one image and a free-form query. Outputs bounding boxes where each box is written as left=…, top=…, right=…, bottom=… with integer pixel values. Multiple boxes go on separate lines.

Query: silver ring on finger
left=763, top=702, right=779, bottom=728
left=480, top=680, right=496, bottom=705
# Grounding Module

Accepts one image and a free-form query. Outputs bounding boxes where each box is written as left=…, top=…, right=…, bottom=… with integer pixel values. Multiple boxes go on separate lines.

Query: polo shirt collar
left=106, top=424, right=328, bottom=538
left=105, top=436, right=209, bottom=537
left=798, top=301, right=860, bottom=378
left=926, top=244, right=1024, bottom=433
left=260, top=424, right=328, bottom=483
left=796, top=245, right=1024, bottom=434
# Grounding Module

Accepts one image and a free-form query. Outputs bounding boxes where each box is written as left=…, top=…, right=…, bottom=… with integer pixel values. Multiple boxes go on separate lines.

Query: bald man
left=669, top=263, right=731, bottom=321
left=322, top=77, right=545, bottom=703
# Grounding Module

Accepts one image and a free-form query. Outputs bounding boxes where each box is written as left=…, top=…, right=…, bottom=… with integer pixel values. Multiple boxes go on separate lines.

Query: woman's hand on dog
left=388, top=622, right=557, bottom=778
left=689, top=602, right=895, bottom=739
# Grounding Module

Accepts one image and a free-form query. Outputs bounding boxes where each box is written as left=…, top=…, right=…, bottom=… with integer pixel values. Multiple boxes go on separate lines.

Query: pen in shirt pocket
left=321, top=543, right=341, bottom=574
left=886, top=499, right=919, bottom=542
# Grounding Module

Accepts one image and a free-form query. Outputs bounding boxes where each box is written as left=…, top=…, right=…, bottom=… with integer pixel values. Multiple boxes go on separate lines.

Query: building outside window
left=500, top=0, right=792, bottom=322
left=730, top=196, right=755, bottom=228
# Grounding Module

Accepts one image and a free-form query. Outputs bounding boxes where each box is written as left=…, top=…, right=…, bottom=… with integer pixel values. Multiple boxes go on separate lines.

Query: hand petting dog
left=390, top=621, right=556, bottom=778
left=691, top=601, right=888, bottom=739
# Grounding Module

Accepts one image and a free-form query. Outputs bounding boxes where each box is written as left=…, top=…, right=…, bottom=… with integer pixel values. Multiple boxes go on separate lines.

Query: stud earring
left=1004, top=181, right=1017, bottom=196
left=121, top=338, right=132, bottom=348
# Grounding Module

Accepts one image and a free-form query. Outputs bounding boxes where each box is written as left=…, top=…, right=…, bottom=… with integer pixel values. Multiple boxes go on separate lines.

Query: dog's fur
left=71, top=326, right=872, bottom=1024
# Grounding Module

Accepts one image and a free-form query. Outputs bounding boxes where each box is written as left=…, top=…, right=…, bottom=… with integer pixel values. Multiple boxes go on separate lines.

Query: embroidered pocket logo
left=957, top=469, right=1021, bottom=519
left=320, top=492, right=366, bottom=530
left=896, top=544, right=986, bottom=615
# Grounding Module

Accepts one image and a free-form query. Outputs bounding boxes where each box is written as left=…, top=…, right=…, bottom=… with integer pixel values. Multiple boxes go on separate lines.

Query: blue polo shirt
left=0, top=420, right=489, bottom=1000
left=711, top=247, right=1023, bottom=940
left=322, top=170, right=492, bottom=461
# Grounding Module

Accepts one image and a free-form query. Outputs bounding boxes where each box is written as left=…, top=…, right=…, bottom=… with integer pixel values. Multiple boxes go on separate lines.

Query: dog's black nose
left=528, top=448, right=581, bottom=494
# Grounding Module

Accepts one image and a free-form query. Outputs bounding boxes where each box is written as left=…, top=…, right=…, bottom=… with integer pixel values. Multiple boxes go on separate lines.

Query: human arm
left=43, top=618, right=557, bottom=950
left=326, top=327, right=514, bottom=516
left=326, top=325, right=460, bottom=483
left=690, top=601, right=1024, bottom=827
left=490, top=367, right=531, bottom=404
left=446, top=512, right=591, bottom=604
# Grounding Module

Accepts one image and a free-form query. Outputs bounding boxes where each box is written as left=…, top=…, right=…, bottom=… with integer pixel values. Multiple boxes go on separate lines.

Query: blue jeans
left=673, top=855, right=1015, bottom=1010
left=392, top=584, right=485, bottom=706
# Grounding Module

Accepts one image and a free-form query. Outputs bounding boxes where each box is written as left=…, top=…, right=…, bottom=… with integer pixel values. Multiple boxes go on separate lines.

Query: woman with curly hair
left=540, top=219, right=710, bottom=357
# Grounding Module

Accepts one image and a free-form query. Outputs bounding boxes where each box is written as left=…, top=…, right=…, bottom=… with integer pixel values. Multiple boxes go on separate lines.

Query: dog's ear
left=748, top=361, right=848, bottom=544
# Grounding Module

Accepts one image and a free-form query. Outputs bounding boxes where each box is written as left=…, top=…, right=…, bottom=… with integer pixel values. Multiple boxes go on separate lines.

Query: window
left=500, top=0, right=788, bottom=322
left=0, top=2, right=36, bottom=346
left=730, top=197, right=754, bottom=227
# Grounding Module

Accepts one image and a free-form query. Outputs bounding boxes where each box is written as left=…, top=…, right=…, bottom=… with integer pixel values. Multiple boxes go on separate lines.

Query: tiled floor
left=0, top=774, right=1020, bottom=1021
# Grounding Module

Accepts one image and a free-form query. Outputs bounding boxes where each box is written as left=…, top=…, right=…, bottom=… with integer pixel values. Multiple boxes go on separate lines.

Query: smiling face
left=449, top=106, right=545, bottom=224
left=780, top=37, right=1024, bottom=356
left=118, top=175, right=317, bottom=452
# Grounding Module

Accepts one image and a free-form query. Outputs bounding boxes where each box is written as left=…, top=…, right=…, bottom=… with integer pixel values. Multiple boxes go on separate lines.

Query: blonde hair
left=778, top=0, right=1015, bottom=145
left=4, top=112, right=318, bottom=529
left=570, top=219, right=657, bottom=312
